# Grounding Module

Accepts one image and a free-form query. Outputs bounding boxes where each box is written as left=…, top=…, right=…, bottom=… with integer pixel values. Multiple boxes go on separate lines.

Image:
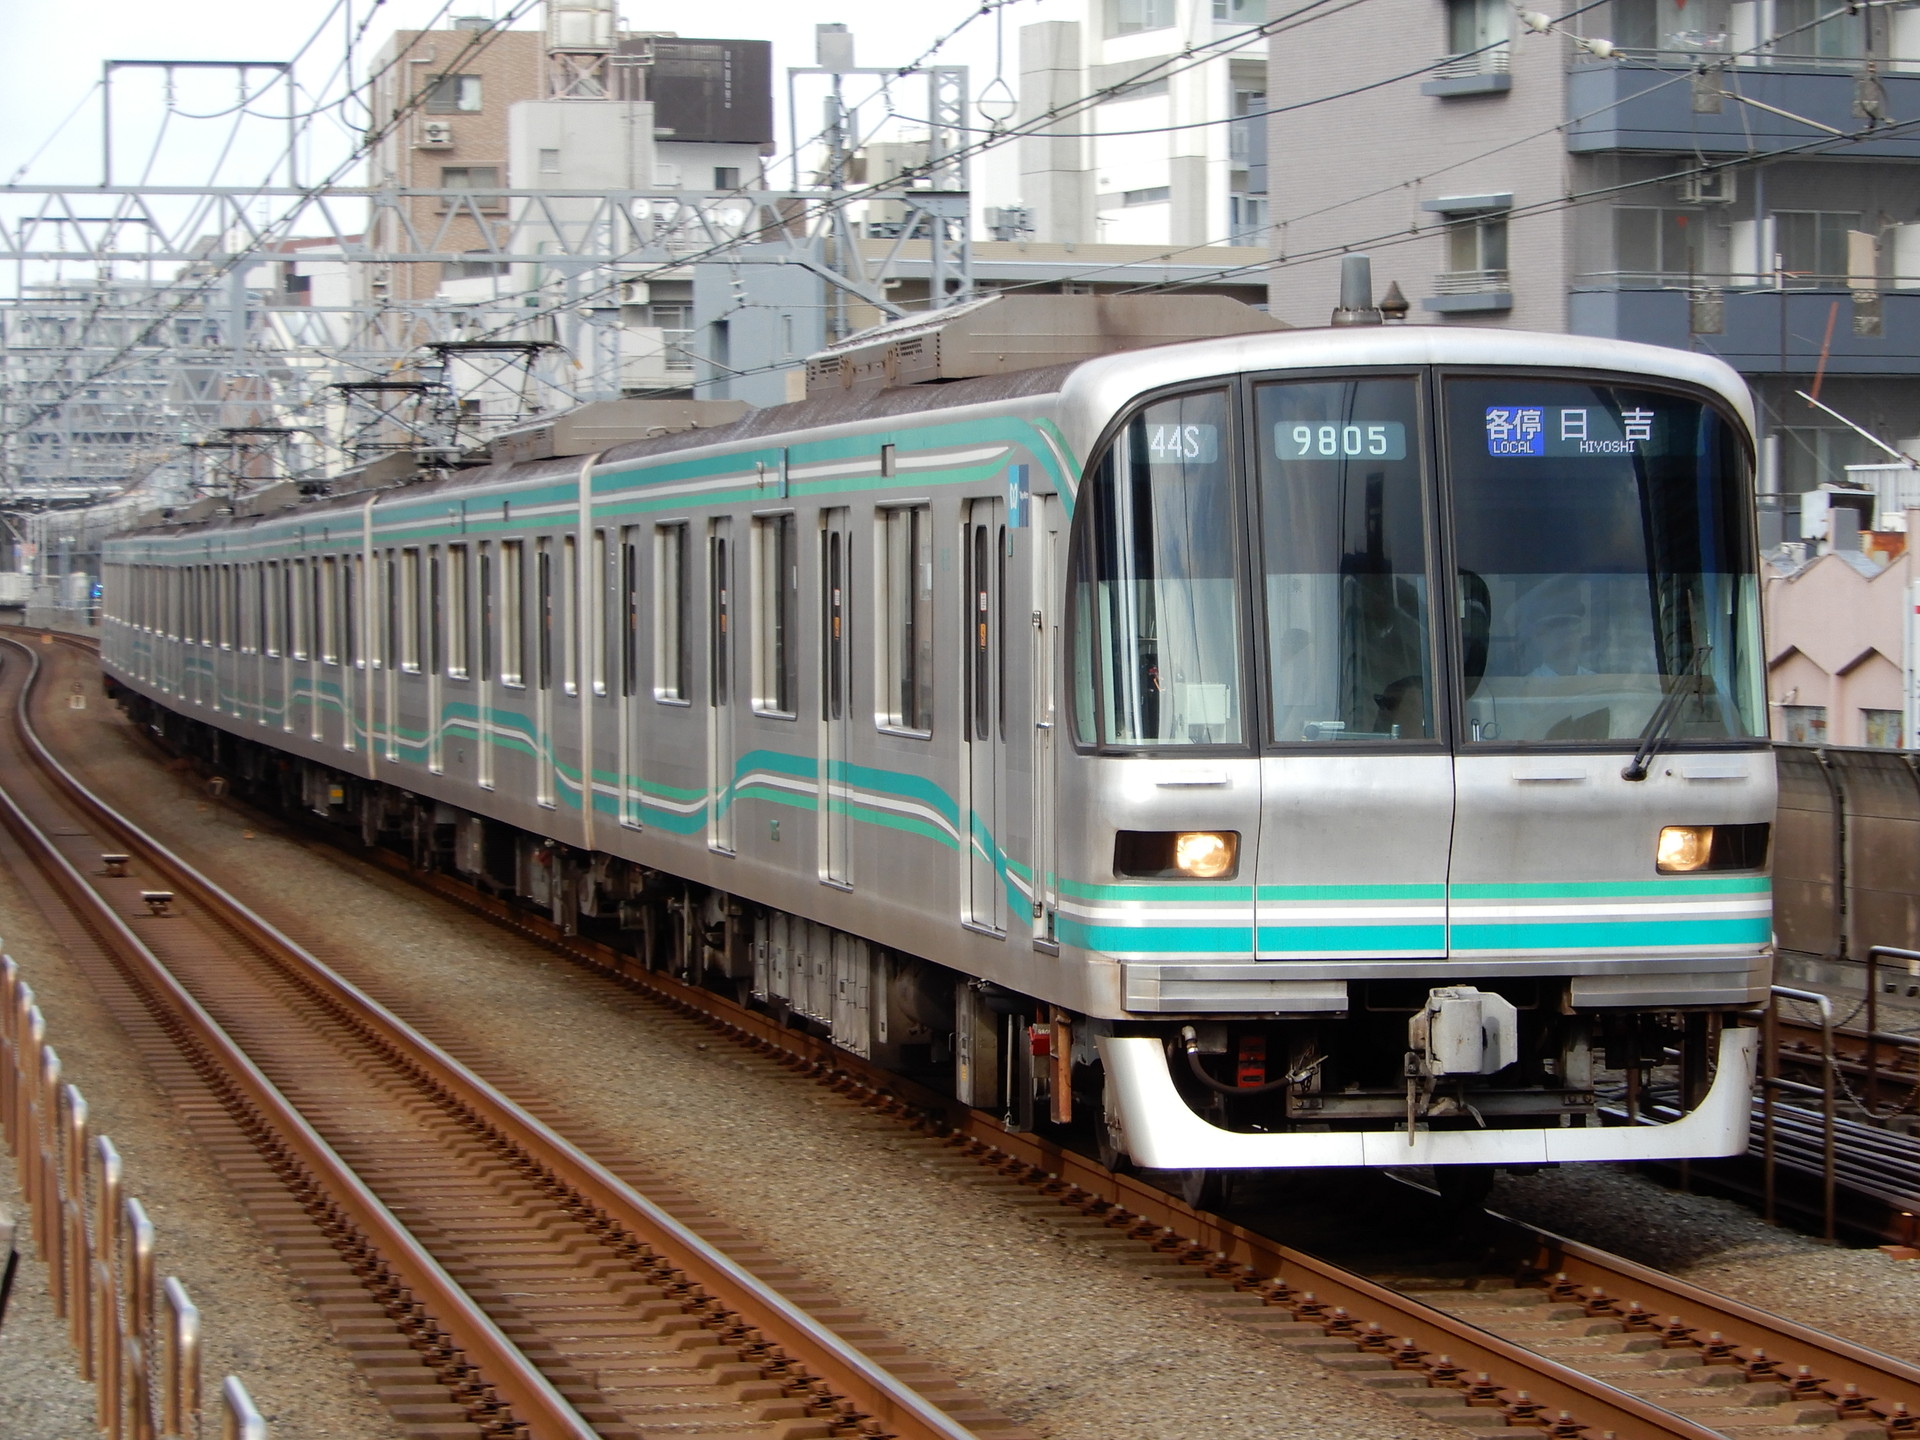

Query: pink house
left=1764, top=513, right=1918, bottom=748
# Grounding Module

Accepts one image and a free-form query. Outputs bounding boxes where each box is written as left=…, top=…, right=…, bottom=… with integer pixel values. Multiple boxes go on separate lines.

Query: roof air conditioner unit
left=1678, top=170, right=1734, bottom=205
left=618, top=280, right=651, bottom=305
left=418, top=121, right=454, bottom=148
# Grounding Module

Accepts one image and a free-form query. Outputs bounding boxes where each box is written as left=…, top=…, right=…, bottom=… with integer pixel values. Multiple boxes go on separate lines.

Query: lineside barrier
left=1, top=952, right=267, bottom=1439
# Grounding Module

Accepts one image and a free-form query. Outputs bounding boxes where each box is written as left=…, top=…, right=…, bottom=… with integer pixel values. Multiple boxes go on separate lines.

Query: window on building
left=1781, top=704, right=1828, bottom=743
left=1863, top=709, right=1905, bottom=748
left=538, top=148, right=561, bottom=174
left=1122, top=186, right=1171, bottom=207
left=753, top=514, right=798, bottom=716
left=1212, top=0, right=1259, bottom=19
left=424, top=74, right=483, bottom=113
left=655, top=524, right=689, bottom=702
left=1772, top=0, right=1865, bottom=61
left=1445, top=210, right=1509, bottom=281
left=1614, top=207, right=1706, bottom=281
left=1777, top=426, right=1874, bottom=494
left=1446, top=0, right=1511, bottom=63
left=1774, top=210, right=1863, bottom=285
left=439, top=167, right=504, bottom=211
left=879, top=506, right=934, bottom=734
left=713, top=165, right=741, bottom=190
left=1108, top=0, right=1174, bottom=35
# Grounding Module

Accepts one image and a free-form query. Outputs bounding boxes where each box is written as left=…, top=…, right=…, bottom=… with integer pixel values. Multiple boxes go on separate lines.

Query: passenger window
left=753, top=513, right=798, bottom=716
left=654, top=524, right=689, bottom=702
left=878, top=505, right=934, bottom=734
left=1075, top=389, right=1244, bottom=747
left=399, top=548, right=421, bottom=672
left=500, top=540, right=525, bottom=686
left=447, top=545, right=471, bottom=678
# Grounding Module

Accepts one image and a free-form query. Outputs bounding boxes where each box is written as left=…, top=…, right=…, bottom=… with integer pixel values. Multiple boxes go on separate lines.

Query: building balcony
left=1423, top=268, right=1513, bottom=314
left=1569, top=283, right=1920, bottom=373
left=1422, top=46, right=1511, bottom=97
left=1566, top=62, right=1920, bottom=156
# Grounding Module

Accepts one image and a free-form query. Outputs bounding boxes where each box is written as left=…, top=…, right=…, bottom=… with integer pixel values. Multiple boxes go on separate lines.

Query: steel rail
left=1493, top=1218, right=1920, bottom=1414
left=8, top=634, right=979, bottom=1440
left=0, top=641, right=603, bottom=1440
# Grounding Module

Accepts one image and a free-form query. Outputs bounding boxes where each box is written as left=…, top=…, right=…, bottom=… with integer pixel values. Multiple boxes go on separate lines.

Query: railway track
left=33, top=624, right=1920, bottom=1440
left=0, top=630, right=995, bottom=1440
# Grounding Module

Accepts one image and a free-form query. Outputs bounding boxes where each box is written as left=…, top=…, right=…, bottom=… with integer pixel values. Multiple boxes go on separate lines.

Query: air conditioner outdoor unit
left=418, top=121, right=454, bottom=148
left=1678, top=170, right=1735, bottom=205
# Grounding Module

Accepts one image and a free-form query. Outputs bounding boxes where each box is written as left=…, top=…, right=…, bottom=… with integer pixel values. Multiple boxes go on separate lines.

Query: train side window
left=537, top=538, right=555, bottom=691
left=428, top=547, right=444, bottom=677
left=478, top=543, right=493, bottom=683
left=752, top=513, right=798, bottom=717
left=344, top=556, right=360, bottom=668
left=654, top=524, right=689, bottom=703
left=321, top=557, right=339, bottom=664
left=447, top=544, right=470, bottom=679
left=878, top=504, right=934, bottom=735
left=289, top=559, right=309, bottom=660
left=279, top=561, right=293, bottom=657
left=619, top=527, right=640, bottom=698
left=500, top=540, right=525, bottom=686
left=399, top=548, right=421, bottom=672
left=559, top=536, right=576, bottom=695
left=591, top=529, right=610, bottom=697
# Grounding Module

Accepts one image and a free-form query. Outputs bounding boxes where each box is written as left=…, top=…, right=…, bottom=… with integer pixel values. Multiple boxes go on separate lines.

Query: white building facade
left=1018, top=0, right=1268, bottom=248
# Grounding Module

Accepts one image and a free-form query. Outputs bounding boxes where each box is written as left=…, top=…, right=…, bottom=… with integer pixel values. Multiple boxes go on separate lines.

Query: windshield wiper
left=1621, top=644, right=1712, bottom=783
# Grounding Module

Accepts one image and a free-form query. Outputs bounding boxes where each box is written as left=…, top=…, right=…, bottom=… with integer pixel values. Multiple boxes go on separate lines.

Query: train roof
left=121, top=322, right=1754, bottom=540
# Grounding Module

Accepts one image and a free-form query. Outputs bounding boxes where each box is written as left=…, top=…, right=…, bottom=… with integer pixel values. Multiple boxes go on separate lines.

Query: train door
left=819, top=508, right=852, bottom=886
left=964, top=498, right=1008, bottom=931
left=380, top=550, right=399, bottom=759
left=477, top=541, right=495, bottom=789
left=1030, top=493, right=1059, bottom=943
left=707, top=518, right=735, bottom=853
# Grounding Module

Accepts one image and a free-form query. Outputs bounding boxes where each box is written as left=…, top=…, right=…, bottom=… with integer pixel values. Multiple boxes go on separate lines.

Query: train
left=97, top=283, right=1774, bottom=1196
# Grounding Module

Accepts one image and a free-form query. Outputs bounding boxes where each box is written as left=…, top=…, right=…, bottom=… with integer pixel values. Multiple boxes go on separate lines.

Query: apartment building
left=1018, top=0, right=1269, bottom=248
left=1267, top=0, right=1920, bottom=510
left=365, top=17, right=772, bottom=395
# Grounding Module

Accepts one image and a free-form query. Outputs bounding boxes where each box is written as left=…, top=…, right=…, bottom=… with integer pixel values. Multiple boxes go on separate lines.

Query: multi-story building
left=1266, top=0, right=1920, bottom=518
left=1017, top=0, right=1269, bottom=248
left=365, top=14, right=773, bottom=397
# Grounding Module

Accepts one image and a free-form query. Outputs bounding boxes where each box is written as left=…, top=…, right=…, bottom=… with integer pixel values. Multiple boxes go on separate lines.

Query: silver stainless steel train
left=98, top=290, right=1773, bottom=1184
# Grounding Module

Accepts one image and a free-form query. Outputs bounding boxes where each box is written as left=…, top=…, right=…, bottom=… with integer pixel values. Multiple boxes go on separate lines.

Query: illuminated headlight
left=1173, top=832, right=1238, bottom=879
left=1657, top=825, right=1714, bottom=873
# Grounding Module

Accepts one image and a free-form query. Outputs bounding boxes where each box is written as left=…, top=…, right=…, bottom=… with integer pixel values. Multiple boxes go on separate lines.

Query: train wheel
left=1095, top=1072, right=1130, bottom=1173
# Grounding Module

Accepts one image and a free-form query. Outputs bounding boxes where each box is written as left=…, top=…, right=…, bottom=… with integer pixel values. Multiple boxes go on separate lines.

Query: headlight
left=1174, top=831, right=1237, bottom=879
left=1113, top=830, right=1241, bottom=879
left=1657, top=825, right=1713, bottom=873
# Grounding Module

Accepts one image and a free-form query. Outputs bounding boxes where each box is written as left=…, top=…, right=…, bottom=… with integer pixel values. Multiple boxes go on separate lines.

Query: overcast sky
left=0, top=0, right=1061, bottom=199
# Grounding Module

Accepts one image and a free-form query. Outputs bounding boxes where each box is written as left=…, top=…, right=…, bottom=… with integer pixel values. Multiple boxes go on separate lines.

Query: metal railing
left=1762, top=984, right=1838, bottom=1241
left=1431, top=267, right=1511, bottom=295
left=1, top=952, right=264, bottom=1439
left=1432, top=46, right=1510, bottom=79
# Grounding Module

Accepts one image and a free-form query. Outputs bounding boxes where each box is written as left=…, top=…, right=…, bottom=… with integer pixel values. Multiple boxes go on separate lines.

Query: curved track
left=0, top=630, right=990, bottom=1440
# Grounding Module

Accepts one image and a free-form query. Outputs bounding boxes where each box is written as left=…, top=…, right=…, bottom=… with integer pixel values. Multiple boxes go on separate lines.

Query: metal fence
left=1, top=953, right=265, bottom=1439
left=1774, top=743, right=1920, bottom=963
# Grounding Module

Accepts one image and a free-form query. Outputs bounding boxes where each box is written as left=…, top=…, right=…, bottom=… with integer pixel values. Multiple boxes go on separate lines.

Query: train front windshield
left=1076, top=370, right=1764, bottom=749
